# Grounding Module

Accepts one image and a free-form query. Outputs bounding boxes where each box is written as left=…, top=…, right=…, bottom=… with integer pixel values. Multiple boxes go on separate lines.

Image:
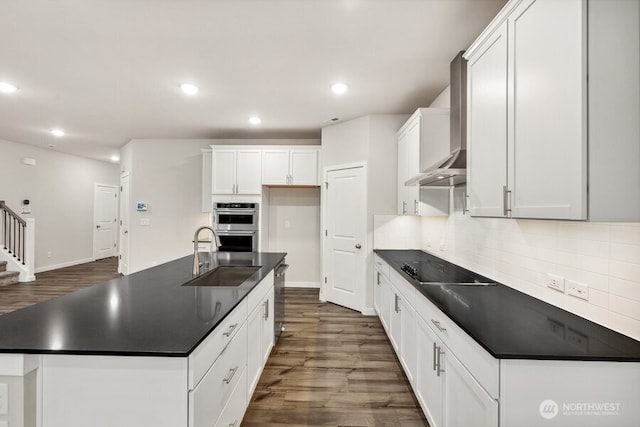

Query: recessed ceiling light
left=331, top=83, right=348, bottom=95
left=110, top=155, right=120, bottom=162
left=180, top=83, right=199, bottom=95
left=0, top=82, right=17, bottom=94
left=249, top=116, right=261, bottom=125
left=51, top=129, right=65, bottom=137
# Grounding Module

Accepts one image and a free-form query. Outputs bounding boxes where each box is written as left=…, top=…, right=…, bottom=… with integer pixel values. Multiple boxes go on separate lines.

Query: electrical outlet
left=547, top=273, right=565, bottom=292
left=567, top=280, right=589, bottom=301
left=0, top=382, right=8, bottom=415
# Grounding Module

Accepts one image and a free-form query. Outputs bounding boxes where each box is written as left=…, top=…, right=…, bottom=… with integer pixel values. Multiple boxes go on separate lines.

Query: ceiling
left=0, top=0, right=506, bottom=162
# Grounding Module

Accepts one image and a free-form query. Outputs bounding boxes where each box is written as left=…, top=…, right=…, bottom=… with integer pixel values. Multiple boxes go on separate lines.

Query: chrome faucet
left=193, top=226, right=222, bottom=275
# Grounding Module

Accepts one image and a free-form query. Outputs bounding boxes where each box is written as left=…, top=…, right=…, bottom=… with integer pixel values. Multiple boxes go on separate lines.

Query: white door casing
left=321, top=164, right=366, bottom=313
left=118, top=173, right=130, bottom=275
left=93, top=184, right=118, bottom=260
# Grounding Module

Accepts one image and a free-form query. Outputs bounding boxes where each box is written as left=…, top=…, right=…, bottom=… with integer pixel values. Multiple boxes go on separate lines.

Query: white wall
left=0, top=138, right=119, bottom=271
left=121, top=139, right=211, bottom=273
left=266, top=187, right=320, bottom=286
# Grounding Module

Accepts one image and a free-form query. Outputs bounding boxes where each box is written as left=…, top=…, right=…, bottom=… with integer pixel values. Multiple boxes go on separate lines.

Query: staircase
left=0, top=261, right=19, bottom=286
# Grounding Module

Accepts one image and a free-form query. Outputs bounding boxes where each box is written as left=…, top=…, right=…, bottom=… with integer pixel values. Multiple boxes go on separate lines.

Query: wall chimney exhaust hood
left=406, top=51, right=467, bottom=187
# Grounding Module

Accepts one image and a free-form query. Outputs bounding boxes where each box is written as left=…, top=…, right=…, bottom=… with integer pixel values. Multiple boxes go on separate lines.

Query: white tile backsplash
left=374, top=209, right=640, bottom=341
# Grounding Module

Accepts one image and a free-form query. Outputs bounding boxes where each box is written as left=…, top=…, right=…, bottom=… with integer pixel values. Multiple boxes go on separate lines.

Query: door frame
left=320, top=161, right=368, bottom=312
left=118, top=172, right=130, bottom=275
left=93, top=183, right=119, bottom=261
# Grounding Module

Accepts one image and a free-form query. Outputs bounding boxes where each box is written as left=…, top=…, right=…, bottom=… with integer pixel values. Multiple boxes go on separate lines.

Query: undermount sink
left=182, top=266, right=261, bottom=287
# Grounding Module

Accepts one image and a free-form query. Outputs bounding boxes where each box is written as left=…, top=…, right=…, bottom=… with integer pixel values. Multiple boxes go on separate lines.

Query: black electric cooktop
left=400, top=258, right=495, bottom=284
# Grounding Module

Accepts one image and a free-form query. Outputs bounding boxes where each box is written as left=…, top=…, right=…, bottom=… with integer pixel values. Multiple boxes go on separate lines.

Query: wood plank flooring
left=0, top=261, right=428, bottom=426
left=0, top=257, right=121, bottom=315
left=243, top=288, right=429, bottom=427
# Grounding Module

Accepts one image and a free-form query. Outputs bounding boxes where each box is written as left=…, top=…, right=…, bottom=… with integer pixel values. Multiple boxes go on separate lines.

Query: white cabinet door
left=467, top=22, right=509, bottom=218
left=399, top=298, right=417, bottom=386
left=397, top=115, right=422, bottom=215
left=377, top=271, right=391, bottom=333
left=397, top=131, right=409, bottom=215
left=261, top=289, right=275, bottom=363
left=508, top=0, right=587, bottom=220
left=262, top=149, right=290, bottom=185
left=373, top=269, right=382, bottom=319
left=443, top=348, right=498, bottom=427
left=212, top=149, right=236, bottom=195
left=388, top=286, right=402, bottom=354
left=290, top=149, right=319, bottom=185
left=246, top=302, right=262, bottom=397
left=236, top=149, right=262, bottom=194
left=416, top=318, right=444, bottom=427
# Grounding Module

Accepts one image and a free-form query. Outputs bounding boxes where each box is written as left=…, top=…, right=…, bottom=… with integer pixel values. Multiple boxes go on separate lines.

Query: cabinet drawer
left=189, top=321, right=248, bottom=427
left=189, top=299, right=247, bottom=389
left=414, top=288, right=499, bottom=398
left=374, top=255, right=390, bottom=279
left=248, top=271, right=274, bottom=314
left=390, top=268, right=416, bottom=309
left=215, top=367, right=248, bottom=427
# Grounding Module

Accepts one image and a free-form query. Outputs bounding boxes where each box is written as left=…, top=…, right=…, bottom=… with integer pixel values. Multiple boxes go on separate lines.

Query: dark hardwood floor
left=0, top=257, right=121, bottom=315
left=243, top=288, right=429, bottom=427
left=0, top=261, right=428, bottom=426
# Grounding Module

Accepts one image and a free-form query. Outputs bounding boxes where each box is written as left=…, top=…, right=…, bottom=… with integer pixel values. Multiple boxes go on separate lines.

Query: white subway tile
left=610, top=242, right=640, bottom=264
left=610, top=260, right=640, bottom=283
left=610, top=277, right=640, bottom=302
left=610, top=295, right=640, bottom=321
left=556, top=222, right=610, bottom=242
left=588, top=288, right=609, bottom=309
left=609, top=312, right=640, bottom=341
left=610, top=224, right=640, bottom=245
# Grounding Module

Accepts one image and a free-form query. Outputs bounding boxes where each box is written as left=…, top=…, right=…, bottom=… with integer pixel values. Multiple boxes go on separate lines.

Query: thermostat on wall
left=136, top=202, right=148, bottom=211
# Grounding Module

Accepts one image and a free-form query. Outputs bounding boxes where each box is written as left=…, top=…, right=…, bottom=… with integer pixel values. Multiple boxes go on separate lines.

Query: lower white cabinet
left=215, top=367, right=248, bottom=427
left=247, top=273, right=275, bottom=398
left=189, top=322, right=248, bottom=427
left=416, top=317, right=444, bottom=427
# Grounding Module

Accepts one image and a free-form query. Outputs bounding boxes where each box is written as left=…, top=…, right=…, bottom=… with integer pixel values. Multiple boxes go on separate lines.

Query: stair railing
left=0, top=201, right=26, bottom=265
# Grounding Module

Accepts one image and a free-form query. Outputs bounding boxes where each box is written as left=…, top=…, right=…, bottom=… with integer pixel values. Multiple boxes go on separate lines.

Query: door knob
left=355, top=244, right=361, bottom=249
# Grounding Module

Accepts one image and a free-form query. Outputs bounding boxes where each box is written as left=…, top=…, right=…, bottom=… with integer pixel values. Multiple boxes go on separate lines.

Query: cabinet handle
left=263, top=299, right=269, bottom=320
left=402, top=201, right=407, bottom=215
left=433, top=342, right=438, bottom=371
left=414, top=199, right=419, bottom=215
left=394, top=294, right=400, bottom=313
left=223, top=323, right=238, bottom=337
left=377, top=272, right=381, bottom=285
left=223, top=366, right=238, bottom=384
left=431, top=319, right=447, bottom=333
left=463, top=190, right=469, bottom=215
left=503, top=185, right=511, bottom=217
left=436, top=347, right=445, bottom=377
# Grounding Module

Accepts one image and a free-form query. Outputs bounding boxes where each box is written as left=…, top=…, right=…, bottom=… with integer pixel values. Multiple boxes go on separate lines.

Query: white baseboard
left=285, top=281, right=320, bottom=289
left=35, top=257, right=95, bottom=274
left=361, top=307, right=377, bottom=316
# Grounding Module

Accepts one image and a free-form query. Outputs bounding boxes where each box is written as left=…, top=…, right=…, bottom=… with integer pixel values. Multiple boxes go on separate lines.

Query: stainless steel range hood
left=406, top=51, right=467, bottom=187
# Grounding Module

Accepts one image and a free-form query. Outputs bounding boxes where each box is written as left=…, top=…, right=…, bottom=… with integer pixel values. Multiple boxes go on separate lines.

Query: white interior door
left=322, top=165, right=366, bottom=312
left=93, top=184, right=118, bottom=260
left=118, top=173, right=130, bottom=275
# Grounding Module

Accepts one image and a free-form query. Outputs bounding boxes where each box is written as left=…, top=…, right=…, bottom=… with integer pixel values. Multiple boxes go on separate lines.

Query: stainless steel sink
left=182, top=266, right=261, bottom=287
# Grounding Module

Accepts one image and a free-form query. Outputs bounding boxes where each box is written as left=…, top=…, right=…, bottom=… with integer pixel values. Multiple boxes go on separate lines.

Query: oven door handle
left=216, top=230, right=256, bottom=235
left=214, top=209, right=257, bottom=214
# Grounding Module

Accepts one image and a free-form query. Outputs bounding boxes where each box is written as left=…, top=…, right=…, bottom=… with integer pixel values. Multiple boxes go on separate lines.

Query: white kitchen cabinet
left=397, top=109, right=450, bottom=216
left=466, top=22, right=508, bottom=218
left=211, top=147, right=262, bottom=195
left=262, top=147, right=320, bottom=186
left=416, top=316, right=444, bottom=427
left=397, top=116, right=421, bottom=215
left=388, top=283, right=402, bottom=353
left=247, top=272, right=275, bottom=399
left=399, top=293, right=417, bottom=386
left=465, top=0, right=640, bottom=221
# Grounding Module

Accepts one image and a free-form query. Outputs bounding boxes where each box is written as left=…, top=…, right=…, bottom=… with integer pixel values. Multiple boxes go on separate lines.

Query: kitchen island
left=0, top=251, right=286, bottom=427
left=374, top=249, right=640, bottom=427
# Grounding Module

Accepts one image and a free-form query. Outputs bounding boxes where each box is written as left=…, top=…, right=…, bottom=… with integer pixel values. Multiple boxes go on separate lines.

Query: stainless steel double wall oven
left=212, top=202, right=259, bottom=252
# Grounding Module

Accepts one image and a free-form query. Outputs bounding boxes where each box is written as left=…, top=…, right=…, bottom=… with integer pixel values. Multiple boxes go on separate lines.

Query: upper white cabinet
left=211, top=147, right=262, bottom=195
left=397, top=109, right=450, bottom=216
left=262, top=147, right=320, bottom=186
left=465, top=0, right=640, bottom=221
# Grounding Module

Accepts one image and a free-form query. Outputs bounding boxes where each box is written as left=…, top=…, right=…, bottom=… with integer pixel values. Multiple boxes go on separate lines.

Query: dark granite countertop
left=375, top=249, right=640, bottom=362
left=0, top=252, right=286, bottom=357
